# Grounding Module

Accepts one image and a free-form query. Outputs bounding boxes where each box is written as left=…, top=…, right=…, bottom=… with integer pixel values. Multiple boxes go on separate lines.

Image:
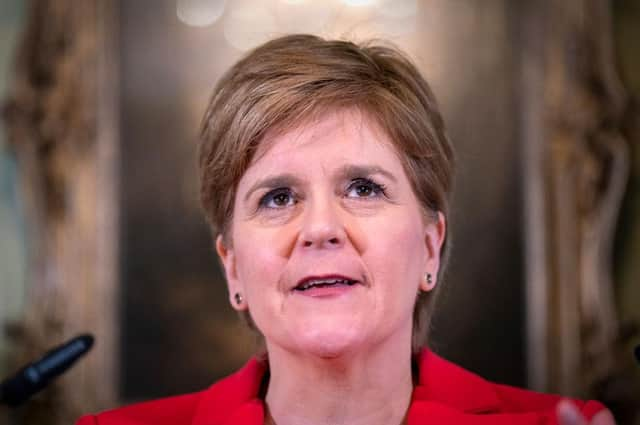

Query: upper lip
left=293, top=274, right=361, bottom=291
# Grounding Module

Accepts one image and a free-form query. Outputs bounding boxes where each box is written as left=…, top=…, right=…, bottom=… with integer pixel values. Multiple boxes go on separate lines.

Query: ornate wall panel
left=2, top=0, right=119, bottom=423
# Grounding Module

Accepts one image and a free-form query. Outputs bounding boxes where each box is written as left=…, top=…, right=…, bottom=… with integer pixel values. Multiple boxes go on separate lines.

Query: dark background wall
left=425, top=3, right=524, bottom=388
left=118, top=0, right=255, bottom=399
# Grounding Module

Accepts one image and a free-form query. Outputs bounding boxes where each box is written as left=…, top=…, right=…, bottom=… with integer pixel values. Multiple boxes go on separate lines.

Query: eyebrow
left=242, top=164, right=398, bottom=202
left=336, top=164, right=398, bottom=183
left=243, top=173, right=303, bottom=202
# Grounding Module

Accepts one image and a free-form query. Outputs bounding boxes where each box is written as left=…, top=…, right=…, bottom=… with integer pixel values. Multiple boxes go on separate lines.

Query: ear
left=420, top=212, right=446, bottom=292
left=215, top=234, right=247, bottom=311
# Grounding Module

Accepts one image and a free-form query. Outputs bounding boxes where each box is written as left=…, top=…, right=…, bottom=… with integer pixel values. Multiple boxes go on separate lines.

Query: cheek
left=365, top=213, right=426, bottom=296
left=232, top=222, right=298, bottom=289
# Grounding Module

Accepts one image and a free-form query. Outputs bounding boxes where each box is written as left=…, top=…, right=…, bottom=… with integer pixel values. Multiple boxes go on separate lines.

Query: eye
left=259, top=188, right=297, bottom=209
left=345, top=178, right=386, bottom=199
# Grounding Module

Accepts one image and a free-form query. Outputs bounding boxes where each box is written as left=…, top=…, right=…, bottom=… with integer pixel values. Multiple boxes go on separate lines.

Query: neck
left=264, top=329, right=414, bottom=425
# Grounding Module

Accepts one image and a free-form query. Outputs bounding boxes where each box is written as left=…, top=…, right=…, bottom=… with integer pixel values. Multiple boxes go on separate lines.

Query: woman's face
left=217, top=108, right=445, bottom=358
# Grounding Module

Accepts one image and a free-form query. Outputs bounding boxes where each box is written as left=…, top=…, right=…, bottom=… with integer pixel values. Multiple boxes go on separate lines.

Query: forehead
left=249, top=108, right=401, bottom=170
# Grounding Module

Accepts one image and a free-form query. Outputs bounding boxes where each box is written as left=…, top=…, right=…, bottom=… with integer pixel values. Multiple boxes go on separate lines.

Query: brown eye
left=273, top=192, right=291, bottom=206
left=259, top=188, right=296, bottom=209
left=346, top=178, right=386, bottom=199
left=355, top=184, right=373, bottom=197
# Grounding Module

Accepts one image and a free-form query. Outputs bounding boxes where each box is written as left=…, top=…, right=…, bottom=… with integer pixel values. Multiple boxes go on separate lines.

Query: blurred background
left=0, top=0, right=638, bottom=424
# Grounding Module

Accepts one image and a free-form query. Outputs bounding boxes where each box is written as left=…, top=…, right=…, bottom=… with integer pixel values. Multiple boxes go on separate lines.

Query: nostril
left=302, top=237, right=339, bottom=247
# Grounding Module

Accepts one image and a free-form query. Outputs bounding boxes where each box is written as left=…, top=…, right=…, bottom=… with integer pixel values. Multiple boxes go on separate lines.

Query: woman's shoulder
left=75, top=358, right=267, bottom=425
left=75, top=391, right=204, bottom=425
left=410, top=349, right=607, bottom=423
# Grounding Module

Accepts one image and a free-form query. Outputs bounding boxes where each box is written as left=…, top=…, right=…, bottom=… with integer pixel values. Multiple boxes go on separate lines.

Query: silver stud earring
left=234, top=292, right=243, bottom=305
left=426, top=273, right=433, bottom=284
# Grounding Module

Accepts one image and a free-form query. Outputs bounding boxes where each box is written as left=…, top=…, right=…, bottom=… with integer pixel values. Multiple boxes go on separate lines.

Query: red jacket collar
left=191, top=349, right=503, bottom=425
left=412, top=349, right=502, bottom=413
left=191, top=357, right=267, bottom=425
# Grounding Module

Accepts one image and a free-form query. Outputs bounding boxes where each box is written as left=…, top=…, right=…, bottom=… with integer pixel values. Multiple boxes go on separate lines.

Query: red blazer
left=76, top=349, right=606, bottom=425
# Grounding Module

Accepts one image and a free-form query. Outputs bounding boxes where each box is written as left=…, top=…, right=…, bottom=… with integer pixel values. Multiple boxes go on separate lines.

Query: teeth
left=296, top=278, right=355, bottom=290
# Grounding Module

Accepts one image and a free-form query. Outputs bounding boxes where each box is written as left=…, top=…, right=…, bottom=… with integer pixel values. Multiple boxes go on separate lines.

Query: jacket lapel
left=412, top=349, right=502, bottom=414
left=408, top=350, right=561, bottom=425
left=191, top=358, right=266, bottom=425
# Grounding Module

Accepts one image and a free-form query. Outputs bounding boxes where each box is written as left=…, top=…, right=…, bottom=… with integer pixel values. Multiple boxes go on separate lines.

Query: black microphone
left=0, top=334, right=94, bottom=407
left=635, top=344, right=640, bottom=365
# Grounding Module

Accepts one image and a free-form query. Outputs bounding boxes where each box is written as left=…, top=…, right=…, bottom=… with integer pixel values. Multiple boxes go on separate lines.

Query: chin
left=289, top=323, right=370, bottom=359
left=298, top=339, right=359, bottom=359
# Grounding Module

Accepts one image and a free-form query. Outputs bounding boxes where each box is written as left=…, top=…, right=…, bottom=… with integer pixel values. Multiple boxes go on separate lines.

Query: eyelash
left=257, top=177, right=387, bottom=210
left=258, top=188, right=297, bottom=209
left=345, top=178, right=387, bottom=199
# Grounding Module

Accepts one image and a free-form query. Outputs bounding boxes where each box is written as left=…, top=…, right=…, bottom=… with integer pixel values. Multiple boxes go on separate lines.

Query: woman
left=77, top=35, right=616, bottom=425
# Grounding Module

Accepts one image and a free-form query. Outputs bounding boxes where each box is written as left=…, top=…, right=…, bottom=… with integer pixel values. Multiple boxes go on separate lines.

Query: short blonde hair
left=199, top=34, right=455, bottom=352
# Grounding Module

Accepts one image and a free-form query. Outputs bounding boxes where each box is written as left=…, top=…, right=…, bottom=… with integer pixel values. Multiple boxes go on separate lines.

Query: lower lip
left=294, top=283, right=359, bottom=298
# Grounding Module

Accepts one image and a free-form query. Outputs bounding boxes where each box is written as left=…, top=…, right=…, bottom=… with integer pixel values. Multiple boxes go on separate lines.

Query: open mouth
left=294, top=277, right=359, bottom=291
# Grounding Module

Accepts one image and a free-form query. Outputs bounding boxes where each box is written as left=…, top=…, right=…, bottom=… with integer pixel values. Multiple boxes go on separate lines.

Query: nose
left=298, top=198, right=346, bottom=249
